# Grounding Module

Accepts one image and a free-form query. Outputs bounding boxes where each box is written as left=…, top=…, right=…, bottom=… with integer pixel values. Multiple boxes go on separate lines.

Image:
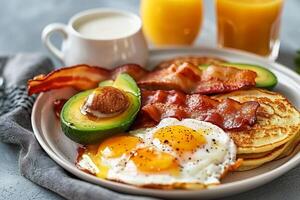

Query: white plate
left=32, top=47, right=300, bottom=199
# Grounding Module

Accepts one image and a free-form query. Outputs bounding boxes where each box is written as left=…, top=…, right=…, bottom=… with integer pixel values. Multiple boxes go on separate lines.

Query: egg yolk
left=131, top=148, right=179, bottom=175
left=79, top=145, right=110, bottom=178
left=154, top=125, right=206, bottom=153
left=97, top=135, right=141, bottom=158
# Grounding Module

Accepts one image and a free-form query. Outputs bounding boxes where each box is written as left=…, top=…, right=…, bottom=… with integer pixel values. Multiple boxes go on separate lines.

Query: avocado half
left=60, top=73, right=141, bottom=144
left=199, top=63, right=278, bottom=89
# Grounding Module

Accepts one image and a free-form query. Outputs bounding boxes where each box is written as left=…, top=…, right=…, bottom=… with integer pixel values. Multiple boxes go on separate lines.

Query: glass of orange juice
left=216, top=0, right=284, bottom=60
left=140, top=0, right=203, bottom=46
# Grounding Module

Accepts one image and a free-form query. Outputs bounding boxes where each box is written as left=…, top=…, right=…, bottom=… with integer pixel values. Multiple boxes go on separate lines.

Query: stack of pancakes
left=215, top=89, right=300, bottom=171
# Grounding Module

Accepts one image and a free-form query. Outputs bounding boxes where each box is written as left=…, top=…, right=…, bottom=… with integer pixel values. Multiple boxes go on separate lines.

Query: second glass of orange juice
left=216, top=0, right=284, bottom=60
left=140, top=0, right=203, bottom=46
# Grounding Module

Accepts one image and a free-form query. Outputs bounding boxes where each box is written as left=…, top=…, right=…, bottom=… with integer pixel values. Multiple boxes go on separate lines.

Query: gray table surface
left=0, top=0, right=299, bottom=200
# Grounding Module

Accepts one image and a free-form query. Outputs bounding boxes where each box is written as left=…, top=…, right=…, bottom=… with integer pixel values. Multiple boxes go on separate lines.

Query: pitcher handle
left=42, top=23, right=68, bottom=62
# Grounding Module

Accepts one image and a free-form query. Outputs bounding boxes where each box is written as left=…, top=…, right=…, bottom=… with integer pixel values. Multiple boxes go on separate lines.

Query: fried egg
left=77, top=118, right=237, bottom=188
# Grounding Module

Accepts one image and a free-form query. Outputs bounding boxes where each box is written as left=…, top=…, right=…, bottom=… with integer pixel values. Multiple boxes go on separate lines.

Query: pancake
left=238, top=148, right=278, bottom=159
left=237, top=144, right=286, bottom=171
left=215, top=89, right=300, bottom=154
left=277, top=130, right=300, bottom=159
left=237, top=131, right=300, bottom=171
left=237, top=131, right=299, bottom=160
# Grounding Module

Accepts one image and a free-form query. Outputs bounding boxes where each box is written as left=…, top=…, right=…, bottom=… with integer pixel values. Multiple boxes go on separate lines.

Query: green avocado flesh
left=99, top=73, right=140, bottom=97
left=61, top=73, right=141, bottom=144
left=199, top=63, right=278, bottom=89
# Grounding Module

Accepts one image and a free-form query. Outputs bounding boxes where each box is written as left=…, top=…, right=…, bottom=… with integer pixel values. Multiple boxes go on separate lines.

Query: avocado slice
left=99, top=74, right=140, bottom=97
left=61, top=73, right=141, bottom=144
left=199, top=63, right=278, bottom=89
left=98, top=80, right=114, bottom=87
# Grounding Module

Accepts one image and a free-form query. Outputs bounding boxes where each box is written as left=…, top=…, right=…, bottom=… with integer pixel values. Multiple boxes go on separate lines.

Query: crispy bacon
left=28, top=65, right=110, bottom=95
left=28, top=62, right=256, bottom=96
left=28, top=64, right=147, bottom=95
left=133, top=90, right=259, bottom=131
left=157, top=56, right=227, bottom=69
left=138, top=62, right=257, bottom=94
left=111, top=64, right=148, bottom=80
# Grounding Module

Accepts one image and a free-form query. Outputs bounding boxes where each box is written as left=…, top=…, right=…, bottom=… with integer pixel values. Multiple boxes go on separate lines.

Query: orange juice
left=216, top=0, right=284, bottom=58
left=140, top=0, right=203, bottom=46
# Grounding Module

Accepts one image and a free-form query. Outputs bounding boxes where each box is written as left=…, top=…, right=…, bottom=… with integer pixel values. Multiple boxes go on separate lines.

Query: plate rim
left=31, top=46, right=300, bottom=199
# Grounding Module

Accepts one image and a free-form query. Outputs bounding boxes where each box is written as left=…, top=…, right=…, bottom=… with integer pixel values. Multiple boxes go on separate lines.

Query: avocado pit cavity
left=81, top=86, right=129, bottom=118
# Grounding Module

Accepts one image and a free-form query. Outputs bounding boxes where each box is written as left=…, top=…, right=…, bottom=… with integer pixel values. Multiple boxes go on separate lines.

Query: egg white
left=78, top=118, right=237, bottom=187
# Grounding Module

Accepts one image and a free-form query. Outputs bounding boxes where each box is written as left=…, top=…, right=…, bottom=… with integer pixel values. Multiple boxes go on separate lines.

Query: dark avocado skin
left=60, top=73, right=141, bottom=144
left=199, top=63, right=278, bottom=89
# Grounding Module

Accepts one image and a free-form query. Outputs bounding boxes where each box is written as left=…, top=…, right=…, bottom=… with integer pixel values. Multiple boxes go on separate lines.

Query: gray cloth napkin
left=0, top=54, right=158, bottom=200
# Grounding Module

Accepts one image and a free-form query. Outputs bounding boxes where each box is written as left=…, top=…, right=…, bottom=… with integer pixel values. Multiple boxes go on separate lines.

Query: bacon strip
left=28, top=62, right=256, bottom=96
left=28, top=65, right=109, bottom=95
left=138, top=62, right=257, bottom=94
left=157, top=56, right=227, bottom=69
left=28, top=64, right=147, bottom=95
left=133, top=90, right=259, bottom=131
